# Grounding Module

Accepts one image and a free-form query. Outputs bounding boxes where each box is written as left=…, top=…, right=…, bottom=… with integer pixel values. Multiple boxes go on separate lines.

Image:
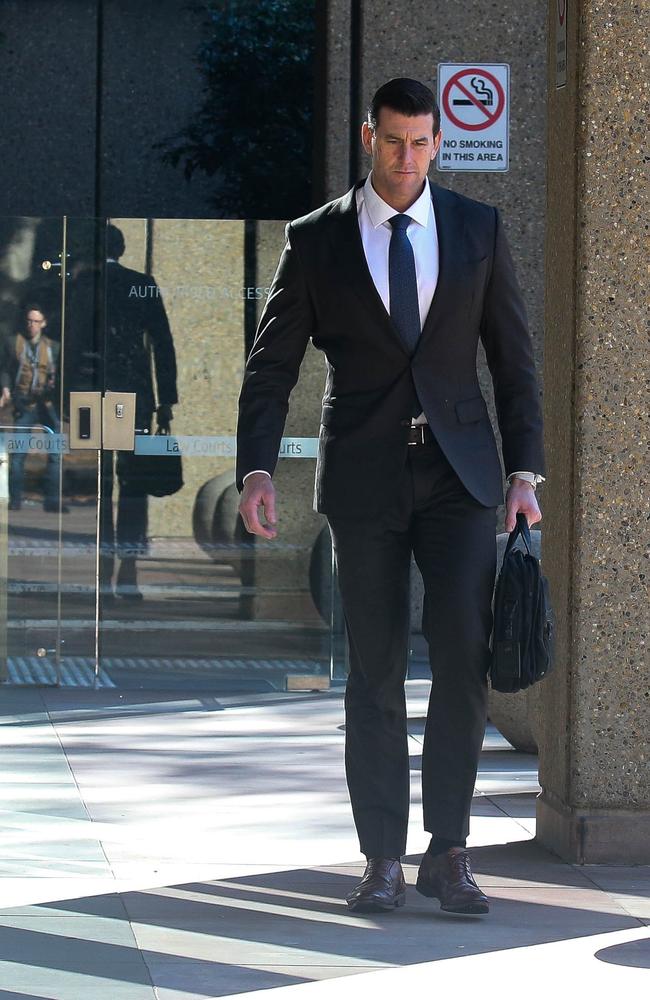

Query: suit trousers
left=328, top=434, right=497, bottom=858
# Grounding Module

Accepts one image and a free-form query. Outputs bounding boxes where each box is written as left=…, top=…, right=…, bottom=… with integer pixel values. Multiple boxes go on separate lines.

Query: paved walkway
left=0, top=682, right=648, bottom=999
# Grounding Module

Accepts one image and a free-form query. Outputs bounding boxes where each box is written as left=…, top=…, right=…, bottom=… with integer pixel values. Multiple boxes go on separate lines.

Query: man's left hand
left=504, top=479, right=542, bottom=532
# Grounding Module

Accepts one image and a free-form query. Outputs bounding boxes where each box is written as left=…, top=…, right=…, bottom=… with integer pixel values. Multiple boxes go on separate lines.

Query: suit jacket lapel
left=416, top=181, right=466, bottom=350
left=329, top=179, right=466, bottom=356
left=330, top=181, right=410, bottom=355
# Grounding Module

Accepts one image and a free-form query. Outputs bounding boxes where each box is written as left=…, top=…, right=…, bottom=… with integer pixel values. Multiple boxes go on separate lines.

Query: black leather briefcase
left=490, top=513, right=555, bottom=693
left=117, top=438, right=184, bottom=498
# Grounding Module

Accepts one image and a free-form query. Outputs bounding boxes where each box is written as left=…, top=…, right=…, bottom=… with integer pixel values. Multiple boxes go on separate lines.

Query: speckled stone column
left=536, top=0, right=649, bottom=863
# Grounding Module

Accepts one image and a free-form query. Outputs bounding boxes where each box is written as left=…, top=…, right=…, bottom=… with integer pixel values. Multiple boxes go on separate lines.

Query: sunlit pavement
left=0, top=682, right=648, bottom=999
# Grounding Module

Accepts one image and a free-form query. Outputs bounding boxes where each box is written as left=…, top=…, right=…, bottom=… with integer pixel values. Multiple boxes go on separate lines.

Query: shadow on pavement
left=0, top=840, right=644, bottom=998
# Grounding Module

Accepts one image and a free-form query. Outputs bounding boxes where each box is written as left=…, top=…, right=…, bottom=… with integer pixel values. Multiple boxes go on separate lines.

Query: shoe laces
left=449, top=850, right=475, bottom=884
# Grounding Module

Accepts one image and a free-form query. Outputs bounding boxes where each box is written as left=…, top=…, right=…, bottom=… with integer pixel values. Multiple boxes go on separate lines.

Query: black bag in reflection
left=118, top=434, right=184, bottom=498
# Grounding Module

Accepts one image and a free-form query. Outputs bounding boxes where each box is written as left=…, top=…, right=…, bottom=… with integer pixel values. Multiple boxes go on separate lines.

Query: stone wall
left=536, top=0, right=649, bottom=863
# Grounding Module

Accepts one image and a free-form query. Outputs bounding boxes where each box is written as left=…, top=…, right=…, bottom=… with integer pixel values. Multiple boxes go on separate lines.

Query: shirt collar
left=362, top=172, right=432, bottom=229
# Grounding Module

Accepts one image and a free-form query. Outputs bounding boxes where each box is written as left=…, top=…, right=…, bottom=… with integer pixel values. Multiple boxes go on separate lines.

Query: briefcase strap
left=504, top=511, right=533, bottom=559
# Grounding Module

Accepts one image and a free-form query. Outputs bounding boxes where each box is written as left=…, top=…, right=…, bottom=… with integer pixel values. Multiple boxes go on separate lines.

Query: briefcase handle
left=503, top=511, right=533, bottom=559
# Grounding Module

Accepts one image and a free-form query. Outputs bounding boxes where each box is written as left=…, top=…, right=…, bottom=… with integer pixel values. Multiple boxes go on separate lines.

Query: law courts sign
left=436, top=63, right=510, bottom=173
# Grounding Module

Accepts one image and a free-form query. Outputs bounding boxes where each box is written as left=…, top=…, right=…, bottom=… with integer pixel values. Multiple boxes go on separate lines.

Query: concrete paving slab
left=0, top=964, right=156, bottom=1000
left=219, top=927, right=650, bottom=1000
left=147, top=958, right=310, bottom=999
left=578, top=866, right=650, bottom=921
left=0, top=918, right=156, bottom=999
left=0, top=913, right=139, bottom=946
left=0, top=893, right=129, bottom=919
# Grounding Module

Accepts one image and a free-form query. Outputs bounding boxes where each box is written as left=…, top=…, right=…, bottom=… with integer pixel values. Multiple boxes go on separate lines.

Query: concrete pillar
left=536, top=0, right=649, bottom=863
left=319, top=0, right=356, bottom=201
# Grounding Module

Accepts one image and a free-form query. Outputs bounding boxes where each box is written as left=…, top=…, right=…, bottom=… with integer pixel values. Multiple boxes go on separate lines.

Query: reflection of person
left=3, top=302, right=66, bottom=512
left=100, top=225, right=178, bottom=600
left=237, top=80, right=545, bottom=915
left=67, top=224, right=178, bottom=600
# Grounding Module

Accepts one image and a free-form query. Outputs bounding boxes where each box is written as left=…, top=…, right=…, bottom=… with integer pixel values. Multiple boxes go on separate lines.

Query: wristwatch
left=506, top=471, right=546, bottom=491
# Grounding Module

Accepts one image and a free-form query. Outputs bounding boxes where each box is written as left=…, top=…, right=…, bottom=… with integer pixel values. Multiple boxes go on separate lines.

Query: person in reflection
left=102, top=224, right=178, bottom=600
left=3, top=302, right=67, bottom=513
left=67, top=224, right=178, bottom=601
left=236, top=80, right=545, bottom=915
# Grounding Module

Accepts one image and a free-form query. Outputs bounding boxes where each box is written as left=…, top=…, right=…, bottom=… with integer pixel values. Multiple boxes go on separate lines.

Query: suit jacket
left=236, top=180, right=545, bottom=515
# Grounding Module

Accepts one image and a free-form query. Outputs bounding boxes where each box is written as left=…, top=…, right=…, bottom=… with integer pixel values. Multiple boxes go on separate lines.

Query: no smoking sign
left=437, top=63, right=510, bottom=172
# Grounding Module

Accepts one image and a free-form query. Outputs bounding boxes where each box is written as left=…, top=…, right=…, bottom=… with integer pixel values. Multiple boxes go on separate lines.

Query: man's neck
left=369, top=175, right=427, bottom=214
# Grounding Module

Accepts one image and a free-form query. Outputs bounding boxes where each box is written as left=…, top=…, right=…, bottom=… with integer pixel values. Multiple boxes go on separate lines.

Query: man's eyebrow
left=384, top=132, right=431, bottom=141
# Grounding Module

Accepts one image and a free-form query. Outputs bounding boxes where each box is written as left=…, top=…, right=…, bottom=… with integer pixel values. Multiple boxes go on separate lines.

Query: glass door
left=63, top=216, right=334, bottom=692
left=0, top=216, right=426, bottom=696
left=0, top=215, right=335, bottom=693
left=0, top=217, right=99, bottom=687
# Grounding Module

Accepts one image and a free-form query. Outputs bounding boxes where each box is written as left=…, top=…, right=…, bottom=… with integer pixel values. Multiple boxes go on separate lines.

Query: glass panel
left=0, top=216, right=337, bottom=693
left=92, top=217, right=333, bottom=693
left=0, top=217, right=100, bottom=687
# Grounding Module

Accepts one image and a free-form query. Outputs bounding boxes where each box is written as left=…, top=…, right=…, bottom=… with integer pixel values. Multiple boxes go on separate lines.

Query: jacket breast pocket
left=455, top=395, right=489, bottom=424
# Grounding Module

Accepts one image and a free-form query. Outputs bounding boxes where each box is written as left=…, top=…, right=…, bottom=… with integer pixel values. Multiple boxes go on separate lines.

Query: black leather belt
left=407, top=424, right=433, bottom=445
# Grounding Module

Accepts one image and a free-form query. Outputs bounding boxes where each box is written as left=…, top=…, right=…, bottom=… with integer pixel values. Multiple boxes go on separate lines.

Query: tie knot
left=389, top=214, right=411, bottom=232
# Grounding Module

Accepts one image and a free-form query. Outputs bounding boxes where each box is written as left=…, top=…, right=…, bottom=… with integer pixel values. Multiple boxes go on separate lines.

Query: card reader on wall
left=69, top=392, right=102, bottom=449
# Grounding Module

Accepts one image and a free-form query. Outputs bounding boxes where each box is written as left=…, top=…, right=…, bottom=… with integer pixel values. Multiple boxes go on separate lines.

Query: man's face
left=361, top=108, right=442, bottom=207
left=25, top=310, right=46, bottom=341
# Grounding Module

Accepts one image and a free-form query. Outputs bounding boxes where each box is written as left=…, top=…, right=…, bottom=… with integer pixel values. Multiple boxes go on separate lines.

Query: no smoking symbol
left=442, top=68, right=505, bottom=132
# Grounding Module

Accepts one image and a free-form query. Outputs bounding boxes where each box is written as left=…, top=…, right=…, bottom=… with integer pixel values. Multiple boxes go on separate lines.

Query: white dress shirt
left=356, top=172, right=437, bottom=426
left=356, top=172, right=439, bottom=331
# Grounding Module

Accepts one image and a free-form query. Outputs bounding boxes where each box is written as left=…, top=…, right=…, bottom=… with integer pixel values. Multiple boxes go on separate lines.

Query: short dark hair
left=367, top=78, right=440, bottom=135
left=23, top=301, right=47, bottom=320
left=106, top=223, right=126, bottom=260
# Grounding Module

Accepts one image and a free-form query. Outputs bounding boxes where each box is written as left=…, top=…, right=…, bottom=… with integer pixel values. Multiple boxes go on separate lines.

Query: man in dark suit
left=237, top=79, right=544, bottom=915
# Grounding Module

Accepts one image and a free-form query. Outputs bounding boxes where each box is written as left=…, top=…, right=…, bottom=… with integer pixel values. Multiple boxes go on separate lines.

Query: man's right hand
left=238, top=473, right=278, bottom=539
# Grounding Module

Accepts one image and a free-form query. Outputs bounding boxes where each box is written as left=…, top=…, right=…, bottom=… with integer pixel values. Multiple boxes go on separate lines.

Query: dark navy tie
left=388, top=214, right=421, bottom=355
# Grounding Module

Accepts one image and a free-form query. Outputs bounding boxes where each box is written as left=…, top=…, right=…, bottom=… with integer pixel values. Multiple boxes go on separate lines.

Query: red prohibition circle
left=558, top=0, right=566, bottom=26
left=442, top=68, right=505, bottom=132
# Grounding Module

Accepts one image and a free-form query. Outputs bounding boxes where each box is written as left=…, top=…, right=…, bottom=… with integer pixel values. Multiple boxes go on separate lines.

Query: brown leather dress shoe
left=416, top=847, right=489, bottom=914
left=346, top=858, right=406, bottom=912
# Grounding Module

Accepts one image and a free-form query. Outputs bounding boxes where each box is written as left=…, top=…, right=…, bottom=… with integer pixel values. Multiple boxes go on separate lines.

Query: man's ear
left=431, top=130, right=443, bottom=159
left=361, top=121, right=374, bottom=155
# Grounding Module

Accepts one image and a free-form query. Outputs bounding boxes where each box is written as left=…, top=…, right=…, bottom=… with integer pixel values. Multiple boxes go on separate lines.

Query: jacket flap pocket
left=455, top=395, right=488, bottom=424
